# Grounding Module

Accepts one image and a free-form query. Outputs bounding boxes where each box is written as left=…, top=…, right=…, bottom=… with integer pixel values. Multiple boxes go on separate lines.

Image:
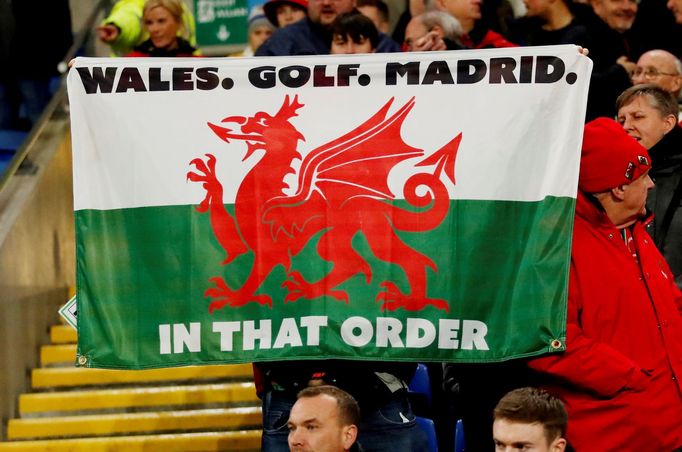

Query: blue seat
left=408, top=363, right=432, bottom=407
left=415, top=416, right=438, bottom=452
left=0, top=130, right=28, bottom=152
left=454, top=418, right=466, bottom=452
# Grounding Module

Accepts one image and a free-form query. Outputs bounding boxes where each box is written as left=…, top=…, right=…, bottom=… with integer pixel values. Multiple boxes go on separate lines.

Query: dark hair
left=330, top=11, right=379, bottom=49
left=357, top=0, right=389, bottom=23
left=493, top=387, right=568, bottom=443
left=616, top=84, right=679, bottom=119
left=297, top=385, right=361, bottom=426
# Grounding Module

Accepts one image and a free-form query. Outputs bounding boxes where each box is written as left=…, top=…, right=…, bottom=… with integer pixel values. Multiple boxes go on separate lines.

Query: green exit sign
left=194, top=0, right=249, bottom=50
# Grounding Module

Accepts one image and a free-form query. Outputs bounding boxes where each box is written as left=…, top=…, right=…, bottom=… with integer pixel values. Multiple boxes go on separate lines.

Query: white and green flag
left=68, top=45, right=592, bottom=369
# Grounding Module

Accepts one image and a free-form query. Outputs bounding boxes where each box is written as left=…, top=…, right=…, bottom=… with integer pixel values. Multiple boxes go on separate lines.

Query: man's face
left=621, top=171, right=654, bottom=220
left=438, top=0, right=482, bottom=22
left=632, top=51, right=682, bottom=95
left=591, top=0, right=637, bottom=33
left=404, top=17, right=429, bottom=51
left=667, top=0, right=682, bottom=23
left=617, top=96, right=675, bottom=149
left=493, top=419, right=566, bottom=452
left=308, top=0, right=357, bottom=26
left=288, top=394, right=356, bottom=452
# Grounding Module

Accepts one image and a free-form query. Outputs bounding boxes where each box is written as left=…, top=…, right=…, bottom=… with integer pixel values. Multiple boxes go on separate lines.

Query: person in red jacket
left=528, top=117, right=682, bottom=451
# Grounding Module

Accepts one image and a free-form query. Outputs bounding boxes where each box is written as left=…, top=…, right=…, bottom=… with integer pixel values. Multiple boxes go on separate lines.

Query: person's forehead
left=291, top=394, right=340, bottom=422
left=638, top=52, right=676, bottom=71
left=493, top=418, right=547, bottom=440
left=621, top=95, right=656, bottom=112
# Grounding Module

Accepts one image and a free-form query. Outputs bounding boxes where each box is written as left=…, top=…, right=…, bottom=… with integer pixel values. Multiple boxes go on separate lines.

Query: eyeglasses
left=632, top=67, right=680, bottom=79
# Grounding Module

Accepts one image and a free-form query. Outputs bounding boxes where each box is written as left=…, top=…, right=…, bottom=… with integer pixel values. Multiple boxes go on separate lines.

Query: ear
left=550, top=437, right=567, bottom=452
left=435, top=0, right=447, bottom=11
left=611, top=184, right=627, bottom=201
left=341, top=425, right=358, bottom=450
left=662, top=113, right=677, bottom=135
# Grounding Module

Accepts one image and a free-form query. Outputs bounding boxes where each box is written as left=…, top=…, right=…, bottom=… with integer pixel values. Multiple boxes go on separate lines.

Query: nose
left=288, top=428, right=305, bottom=447
left=622, top=117, right=635, bottom=132
left=646, top=174, right=655, bottom=189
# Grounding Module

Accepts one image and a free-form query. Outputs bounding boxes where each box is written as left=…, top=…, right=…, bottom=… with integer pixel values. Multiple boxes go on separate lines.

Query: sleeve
left=528, top=262, right=649, bottom=397
left=100, top=0, right=145, bottom=56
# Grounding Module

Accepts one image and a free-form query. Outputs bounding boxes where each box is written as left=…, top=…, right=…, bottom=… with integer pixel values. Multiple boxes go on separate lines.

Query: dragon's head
left=208, top=95, right=305, bottom=161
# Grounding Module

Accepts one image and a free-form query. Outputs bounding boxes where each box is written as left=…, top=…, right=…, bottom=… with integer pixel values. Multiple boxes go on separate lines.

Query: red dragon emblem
left=187, top=95, right=461, bottom=313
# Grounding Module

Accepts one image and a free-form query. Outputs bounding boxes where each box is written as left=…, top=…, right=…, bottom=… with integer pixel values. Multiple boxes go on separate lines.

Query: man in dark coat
left=256, top=0, right=399, bottom=55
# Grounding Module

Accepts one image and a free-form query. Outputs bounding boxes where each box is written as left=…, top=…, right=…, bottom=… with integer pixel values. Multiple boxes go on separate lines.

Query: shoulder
left=256, top=20, right=320, bottom=56
left=376, top=33, right=401, bottom=53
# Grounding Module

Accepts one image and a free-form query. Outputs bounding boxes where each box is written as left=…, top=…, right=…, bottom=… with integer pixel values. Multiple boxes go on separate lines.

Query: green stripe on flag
left=76, top=197, right=573, bottom=369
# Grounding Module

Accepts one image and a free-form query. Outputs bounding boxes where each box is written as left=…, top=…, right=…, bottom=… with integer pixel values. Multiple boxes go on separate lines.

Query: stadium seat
left=415, top=416, right=438, bottom=452
left=408, top=363, right=432, bottom=407
left=455, top=418, right=466, bottom=452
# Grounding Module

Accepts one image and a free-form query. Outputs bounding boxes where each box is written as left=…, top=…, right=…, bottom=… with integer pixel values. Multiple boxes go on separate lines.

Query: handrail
left=0, top=0, right=111, bottom=192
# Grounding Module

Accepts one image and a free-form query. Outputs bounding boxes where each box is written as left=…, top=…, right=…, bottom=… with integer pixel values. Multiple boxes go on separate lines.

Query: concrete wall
left=0, top=117, right=75, bottom=439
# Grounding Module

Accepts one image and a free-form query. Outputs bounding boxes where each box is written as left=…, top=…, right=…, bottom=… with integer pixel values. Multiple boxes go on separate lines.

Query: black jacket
left=647, top=125, right=682, bottom=290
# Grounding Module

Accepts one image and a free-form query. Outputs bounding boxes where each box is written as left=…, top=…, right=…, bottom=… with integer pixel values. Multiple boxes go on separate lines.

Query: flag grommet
left=550, top=339, right=562, bottom=349
left=77, top=355, right=88, bottom=366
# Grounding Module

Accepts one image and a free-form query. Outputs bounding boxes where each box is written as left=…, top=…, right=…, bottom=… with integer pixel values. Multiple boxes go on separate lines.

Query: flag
left=68, top=45, right=592, bottom=369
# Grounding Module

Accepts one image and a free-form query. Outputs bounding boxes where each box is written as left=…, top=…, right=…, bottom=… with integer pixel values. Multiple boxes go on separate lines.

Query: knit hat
left=263, top=0, right=308, bottom=26
left=248, top=13, right=276, bottom=33
left=579, top=117, right=651, bottom=193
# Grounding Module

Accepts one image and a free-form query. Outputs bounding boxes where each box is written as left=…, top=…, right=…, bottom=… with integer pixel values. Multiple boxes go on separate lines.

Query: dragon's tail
left=391, top=133, right=461, bottom=232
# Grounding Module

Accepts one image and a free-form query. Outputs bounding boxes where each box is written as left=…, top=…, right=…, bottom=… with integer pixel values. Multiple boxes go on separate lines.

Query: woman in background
left=127, top=0, right=199, bottom=57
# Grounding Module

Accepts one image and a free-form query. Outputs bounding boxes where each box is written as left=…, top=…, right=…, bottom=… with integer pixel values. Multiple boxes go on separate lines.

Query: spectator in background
left=98, top=0, right=196, bottom=56
left=0, top=0, right=72, bottom=130
left=357, top=0, right=390, bottom=33
left=434, top=0, right=517, bottom=48
left=508, top=0, right=590, bottom=47
left=493, top=387, right=568, bottom=452
left=581, top=0, right=642, bottom=120
left=127, top=0, right=199, bottom=57
left=263, top=0, right=308, bottom=28
left=232, top=14, right=276, bottom=56
left=256, top=0, right=400, bottom=55
left=330, top=11, right=379, bottom=54
left=288, top=385, right=361, bottom=452
left=668, top=0, right=682, bottom=23
left=403, top=10, right=463, bottom=51
left=616, top=85, right=682, bottom=290
left=528, top=118, right=682, bottom=451
left=631, top=50, right=682, bottom=99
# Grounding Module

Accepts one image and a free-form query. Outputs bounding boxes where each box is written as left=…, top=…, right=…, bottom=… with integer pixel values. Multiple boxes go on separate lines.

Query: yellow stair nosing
left=19, top=382, right=258, bottom=415
left=40, top=344, right=77, bottom=366
left=50, top=325, right=77, bottom=344
left=7, top=407, right=262, bottom=440
left=0, top=430, right=262, bottom=451
left=32, top=363, right=252, bottom=388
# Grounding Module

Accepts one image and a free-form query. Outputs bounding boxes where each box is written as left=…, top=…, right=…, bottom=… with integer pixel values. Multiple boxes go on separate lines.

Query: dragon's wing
left=293, top=97, right=424, bottom=205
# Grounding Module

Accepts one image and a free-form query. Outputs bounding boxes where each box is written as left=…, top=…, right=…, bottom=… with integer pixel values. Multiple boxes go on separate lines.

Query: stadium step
left=19, top=381, right=258, bottom=416
left=0, top=430, right=261, bottom=451
left=50, top=324, right=77, bottom=344
left=7, top=407, right=262, bottom=440
left=0, top=321, right=263, bottom=449
left=40, top=344, right=76, bottom=366
left=31, top=363, right=252, bottom=388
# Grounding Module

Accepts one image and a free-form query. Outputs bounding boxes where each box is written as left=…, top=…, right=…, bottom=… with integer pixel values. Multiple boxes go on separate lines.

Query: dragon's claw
left=376, top=281, right=449, bottom=312
left=281, top=271, right=349, bottom=303
left=204, top=276, right=272, bottom=311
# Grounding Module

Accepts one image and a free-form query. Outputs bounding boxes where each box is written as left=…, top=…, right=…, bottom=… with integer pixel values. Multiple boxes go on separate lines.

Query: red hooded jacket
left=529, top=191, right=682, bottom=451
